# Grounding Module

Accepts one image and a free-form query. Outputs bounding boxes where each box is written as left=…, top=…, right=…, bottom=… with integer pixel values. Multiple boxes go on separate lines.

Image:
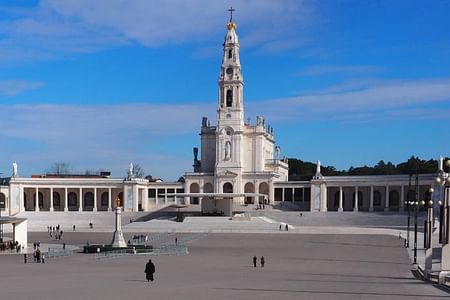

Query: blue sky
left=1, top=0, right=450, bottom=180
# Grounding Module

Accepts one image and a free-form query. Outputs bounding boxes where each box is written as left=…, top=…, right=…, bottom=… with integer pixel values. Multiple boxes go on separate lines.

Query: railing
left=47, top=247, right=79, bottom=258
left=95, top=246, right=189, bottom=260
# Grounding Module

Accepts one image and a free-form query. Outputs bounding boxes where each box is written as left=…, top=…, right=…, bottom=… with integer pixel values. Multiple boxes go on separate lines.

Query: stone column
left=320, top=184, right=328, bottom=212
left=384, top=185, right=390, bottom=211
left=64, top=188, right=68, bottom=212
left=164, top=188, right=168, bottom=204
left=354, top=186, right=359, bottom=212
left=133, top=184, right=139, bottom=212
left=282, top=188, right=285, bottom=202
left=108, top=188, right=112, bottom=211
left=369, top=186, right=374, bottom=212
left=400, top=186, right=405, bottom=211
left=79, top=187, right=83, bottom=212
left=141, top=188, right=148, bottom=211
left=35, top=187, right=39, bottom=212
left=338, top=187, right=343, bottom=212
left=50, top=187, right=54, bottom=212
left=93, top=188, right=97, bottom=212
left=292, top=188, right=295, bottom=202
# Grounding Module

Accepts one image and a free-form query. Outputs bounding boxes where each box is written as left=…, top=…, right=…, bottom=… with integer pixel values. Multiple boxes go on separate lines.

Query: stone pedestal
left=110, top=207, right=126, bottom=248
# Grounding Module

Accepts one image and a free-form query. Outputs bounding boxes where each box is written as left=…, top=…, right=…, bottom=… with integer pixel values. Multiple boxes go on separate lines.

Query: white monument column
left=338, top=186, right=343, bottom=212
left=385, top=185, right=390, bottom=211
left=282, top=188, right=285, bottom=202
left=93, top=188, right=97, bottom=212
left=64, top=188, right=68, bottom=212
left=369, top=186, right=374, bottom=212
left=110, top=198, right=126, bottom=248
left=50, top=187, right=54, bottom=212
left=108, top=188, right=112, bottom=211
left=292, top=188, right=295, bottom=202
left=400, top=186, right=405, bottom=211
left=35, top=187, right=39, bottom=212
left=354, top=186, right=359, bottom=212
left=79, top=187, right=83, bottom=212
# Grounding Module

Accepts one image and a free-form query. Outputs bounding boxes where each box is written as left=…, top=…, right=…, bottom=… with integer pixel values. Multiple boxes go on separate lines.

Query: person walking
left=253, top=256, right=257, bottom=267
left=260, top=256, right=265, bottom=267
left=145, top=259, right=155, bottom=282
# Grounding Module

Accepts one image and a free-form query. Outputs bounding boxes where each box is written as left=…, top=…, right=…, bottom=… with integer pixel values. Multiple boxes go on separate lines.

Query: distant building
left=0, top=17, right=438, bottom=216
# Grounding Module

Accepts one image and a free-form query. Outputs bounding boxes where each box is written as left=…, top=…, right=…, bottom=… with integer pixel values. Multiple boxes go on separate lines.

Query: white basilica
left=0, top=17, right=442, bottom=217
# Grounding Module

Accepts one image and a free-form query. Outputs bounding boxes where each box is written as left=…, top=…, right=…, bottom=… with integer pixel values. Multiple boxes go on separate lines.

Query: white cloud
left=0, top=80, right=45, bottom=97
left=0, top=103, right=213, bottom=179
left=0, top=0, right=315, bottom=63
left=297, top=64, right=385, bottom=76
left=247, top=78, right=450, bottom=121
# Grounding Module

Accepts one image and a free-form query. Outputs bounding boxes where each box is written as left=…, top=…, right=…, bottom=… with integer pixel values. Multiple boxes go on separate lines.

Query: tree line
left=288, top=156, right=448, bottom=181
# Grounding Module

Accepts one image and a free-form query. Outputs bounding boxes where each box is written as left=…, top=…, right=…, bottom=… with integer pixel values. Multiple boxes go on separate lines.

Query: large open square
left=1, top=231, right=449, bottom=300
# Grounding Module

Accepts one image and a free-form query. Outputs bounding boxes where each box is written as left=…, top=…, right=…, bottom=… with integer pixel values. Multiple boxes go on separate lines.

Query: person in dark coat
left=260, top=256, right=265, bottom=267
left=253, top=256, right=257, bottom=267
left=145, top=259, right=155, bottom=282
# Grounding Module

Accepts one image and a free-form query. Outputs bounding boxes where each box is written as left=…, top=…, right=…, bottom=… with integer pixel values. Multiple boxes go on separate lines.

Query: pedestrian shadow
left=124, top=279, right=148, bottom=283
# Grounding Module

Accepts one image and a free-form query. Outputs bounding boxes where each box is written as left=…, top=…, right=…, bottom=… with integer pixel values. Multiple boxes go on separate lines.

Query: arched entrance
left=53, top=192, right=61, bottom=210
left=244, top=182, right=254, bottom=204
left=68, top=192, right=78, bottom=211
left=389, top=190, right=400, bottom=210
left=259, top=182, right=269, bottom=204
left=373, top=191, right=382, bottom=210
left=84, top=192, right=94, bottom=211
left=190, top=183, right=200, bottom=204
left=100, top=192, right=109, bottom=210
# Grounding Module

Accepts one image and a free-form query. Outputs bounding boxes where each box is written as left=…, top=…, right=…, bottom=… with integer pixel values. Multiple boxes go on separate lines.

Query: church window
left=226, top=90, right=233, bottom=107
left=228, top=49, right=232, bottom=59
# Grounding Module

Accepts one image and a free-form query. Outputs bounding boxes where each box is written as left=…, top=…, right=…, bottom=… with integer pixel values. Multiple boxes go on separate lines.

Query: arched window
left=68, top=192, right=77, bottom=208
left=226, top=90, right=233, bottom=107
left=223, top=182, right=233, bottom=193
left=228, top=49, right=232, bottom=59
left=84, top=192, right=94, bottom=208
left=389, top=190, right=399, bottom=207
left=53, top=192, right=61, bottom=208
left=101, top=192, right=109, bottom=207
left=190, top=183, right=200, bottom=205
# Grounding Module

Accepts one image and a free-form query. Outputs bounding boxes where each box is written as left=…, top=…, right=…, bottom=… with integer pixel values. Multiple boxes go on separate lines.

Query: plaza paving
left=1, top=231, right=449, bottom=299
left=1, top=209, right=448, bottom=299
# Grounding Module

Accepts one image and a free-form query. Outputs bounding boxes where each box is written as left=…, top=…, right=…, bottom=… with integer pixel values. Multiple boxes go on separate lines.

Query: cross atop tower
left=228, top=6, right=235, bottom=22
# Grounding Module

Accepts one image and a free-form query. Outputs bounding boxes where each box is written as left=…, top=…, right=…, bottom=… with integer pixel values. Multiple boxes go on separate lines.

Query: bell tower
left=215, top=8, right=245, bottom=192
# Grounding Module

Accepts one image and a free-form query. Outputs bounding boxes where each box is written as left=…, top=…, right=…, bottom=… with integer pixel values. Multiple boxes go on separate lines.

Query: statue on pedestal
left=12, top=161, right=18, bottom=178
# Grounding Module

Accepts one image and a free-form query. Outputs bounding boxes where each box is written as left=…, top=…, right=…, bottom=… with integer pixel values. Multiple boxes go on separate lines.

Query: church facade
left=0, top=18, right=440, bottom=216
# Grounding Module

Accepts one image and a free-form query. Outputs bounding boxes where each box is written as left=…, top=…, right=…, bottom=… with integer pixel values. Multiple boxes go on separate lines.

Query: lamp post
left=435, top=157, right=450, bottom=277
left=413, top=173, right=419, bottom=265
left=406, top=173, right=412, bottom=248
left=423, top=188, right=434, bottom=273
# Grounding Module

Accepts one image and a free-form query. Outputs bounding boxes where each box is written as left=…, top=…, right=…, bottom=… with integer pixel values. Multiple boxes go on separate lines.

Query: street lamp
left=434, top=157, right=450, bottom=278
left=405, top=173, right=413, bottom=248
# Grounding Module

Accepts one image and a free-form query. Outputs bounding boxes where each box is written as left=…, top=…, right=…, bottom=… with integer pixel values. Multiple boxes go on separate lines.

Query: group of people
left=0, top=240, right=23, bottom=253
left=252, top=255, right=265, bottom=267
left=48, top=224, right=64, bottom=240
left=279, top=223, right=289, bottom=231
left=128, top=234, right=149, bottom=245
